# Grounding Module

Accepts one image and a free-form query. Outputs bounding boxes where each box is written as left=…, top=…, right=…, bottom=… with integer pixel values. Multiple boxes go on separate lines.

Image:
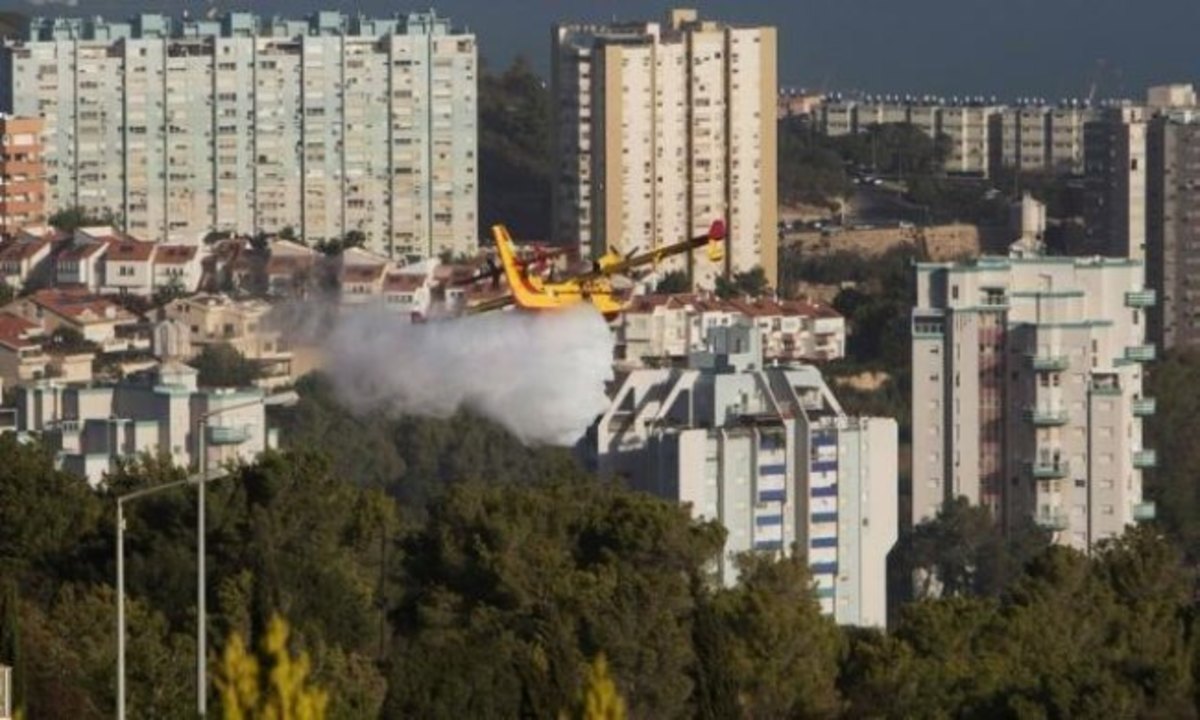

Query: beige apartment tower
left=552, top=9, right=777, bottom=289
left=0, top=115, right=46, bottom=236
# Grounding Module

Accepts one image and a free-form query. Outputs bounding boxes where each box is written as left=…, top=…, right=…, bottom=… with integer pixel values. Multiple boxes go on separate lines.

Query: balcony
left=1132, top=450, right=1158, bottom=469
left=1035, top=509, right=1070, bottom=531
left=207, top=425, right=251, bottom=445
left=1132, top=398, right=1157, bottom=417
left=1124, top=290, right=1157, bottom=308
left=1124, top=345, right=1157, bottom=363
left=1133, top=501, right=1157, bottom=522
left=1031, top=355, right=1070, bottom=371
left=1030, top=459, right=1070, bottom=479
left=1025, top=407, right=1069, bottom=426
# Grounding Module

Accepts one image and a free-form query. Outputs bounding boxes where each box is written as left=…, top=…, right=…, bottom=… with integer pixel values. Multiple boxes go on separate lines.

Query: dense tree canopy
left=1145, top=350, right=1200, bottom=560
left=188, top=343, right=263, bottom=389
left=479, top=56, right=552, bottom=241
left=714, top=267, right=771, bottom=299
left=48, top=206, right=122, bottom=233
left=3, top=373, right=1200, bottom=718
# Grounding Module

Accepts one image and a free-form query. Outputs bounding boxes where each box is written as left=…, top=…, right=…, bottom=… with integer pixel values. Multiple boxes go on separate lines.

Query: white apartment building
left=15, top=362, right=279, bottom=485
left=552, top=9, right=778, bottom=289
left=0, top=12, right=477, bottom=260
left=911, top=223, right=1156, bottom=552
left=616, top=293, right=845, bottom=367
left=595, top=324, right=897, bottom=627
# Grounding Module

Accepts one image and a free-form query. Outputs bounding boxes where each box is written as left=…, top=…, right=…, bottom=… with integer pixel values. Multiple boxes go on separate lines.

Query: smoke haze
left=318, top=306, right=614, bottom=446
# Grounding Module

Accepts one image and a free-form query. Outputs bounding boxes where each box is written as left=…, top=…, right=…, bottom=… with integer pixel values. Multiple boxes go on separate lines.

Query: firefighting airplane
left=463, top=220, right=727, bottom=316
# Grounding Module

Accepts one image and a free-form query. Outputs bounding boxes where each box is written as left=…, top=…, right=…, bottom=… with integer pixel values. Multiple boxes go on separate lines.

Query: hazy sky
left=18, top=0, right=1200, bottom=99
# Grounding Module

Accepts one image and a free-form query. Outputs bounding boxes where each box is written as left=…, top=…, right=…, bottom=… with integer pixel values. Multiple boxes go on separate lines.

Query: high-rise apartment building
left=0, top=13, right=477, bottom=259
left=552, top=9, right=777, bottom=289
left=1146, top=110, right=1200, bottom=350
left=595, top=324, right=897, bottom=627
left=1083, top=105, right=1148, bottom=259
left=911, top=202, right=1156, bottom=552
left=0, top=115, right=46, bottom=236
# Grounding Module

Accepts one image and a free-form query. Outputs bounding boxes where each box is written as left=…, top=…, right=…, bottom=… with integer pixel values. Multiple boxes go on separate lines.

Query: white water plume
left=319, top=306, right=614, bottom=446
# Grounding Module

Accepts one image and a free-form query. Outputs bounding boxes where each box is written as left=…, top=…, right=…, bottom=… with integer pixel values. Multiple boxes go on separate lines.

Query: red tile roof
left=624, top=293, right=843, bottom=320
left=384, top=273, right=425, bottom=293
left=0, top=236, right=52, bottom=263
left=0, top=311, right=38, bottom=343
left=57, top=240, right=109, bottom=262
left=155, top=245, right=198, bottom=264
left=106, top=241, right=157, bottom=262
left=340, top=264, right=385, bottom=284
left=28, top=289, right=133, bottom=325
left=266, top=254, right=314, bottom=275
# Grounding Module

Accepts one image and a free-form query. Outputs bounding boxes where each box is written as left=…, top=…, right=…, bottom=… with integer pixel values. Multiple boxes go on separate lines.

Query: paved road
left=845, top=183, right=927, bottom=226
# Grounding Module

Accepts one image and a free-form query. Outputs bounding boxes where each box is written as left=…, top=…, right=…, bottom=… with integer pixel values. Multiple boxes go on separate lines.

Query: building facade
left=0, top=12, right=477, bottom=259
left=0, top=115, right=46, bottom=236
left=1146, top=110, right=1200, bottom=350
left=818, top=100, right=1093, bottom=177
left=616, top=293, right=845, bottom=367
left=595, top=324, right=897, bottom=627
left=990, top=104, right=1095, bottom=176
left=15, top=363, right=278, bottom=485
left=911, top=241, right=1156, bottom=552
left=552, top=9, right=778, bottom=289
left=1084, top=105, right=1148, bottom=259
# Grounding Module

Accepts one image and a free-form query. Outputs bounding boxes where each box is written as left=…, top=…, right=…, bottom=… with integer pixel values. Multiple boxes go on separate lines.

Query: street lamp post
left=116, top=475, right=201, bottom=720
left=195, top=390, right=298, bottom=718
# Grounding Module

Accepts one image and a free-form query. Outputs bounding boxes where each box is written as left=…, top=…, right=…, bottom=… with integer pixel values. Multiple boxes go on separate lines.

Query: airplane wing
left=465, top=294, right=516, bottom=314
left=571, top=220, right=727, bottom=283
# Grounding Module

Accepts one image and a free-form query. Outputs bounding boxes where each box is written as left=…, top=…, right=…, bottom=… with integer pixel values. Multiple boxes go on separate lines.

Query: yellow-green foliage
left=214, top=614, right=330, bottom=720
left=581, top=654, right=626, bottom=720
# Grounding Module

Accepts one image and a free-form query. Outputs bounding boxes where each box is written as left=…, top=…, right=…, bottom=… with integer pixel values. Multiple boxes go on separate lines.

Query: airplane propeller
left=451, top=258, right=503, bottom=288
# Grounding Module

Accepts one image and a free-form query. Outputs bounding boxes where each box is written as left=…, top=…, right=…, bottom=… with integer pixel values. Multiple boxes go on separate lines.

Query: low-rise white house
left=0, top=227, right=59, bottom=289
left=103, top=239, right=157, bottom=295
left=152, top=245, right=202, bottom=293
left=2, top=289, right=139, bottom=349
